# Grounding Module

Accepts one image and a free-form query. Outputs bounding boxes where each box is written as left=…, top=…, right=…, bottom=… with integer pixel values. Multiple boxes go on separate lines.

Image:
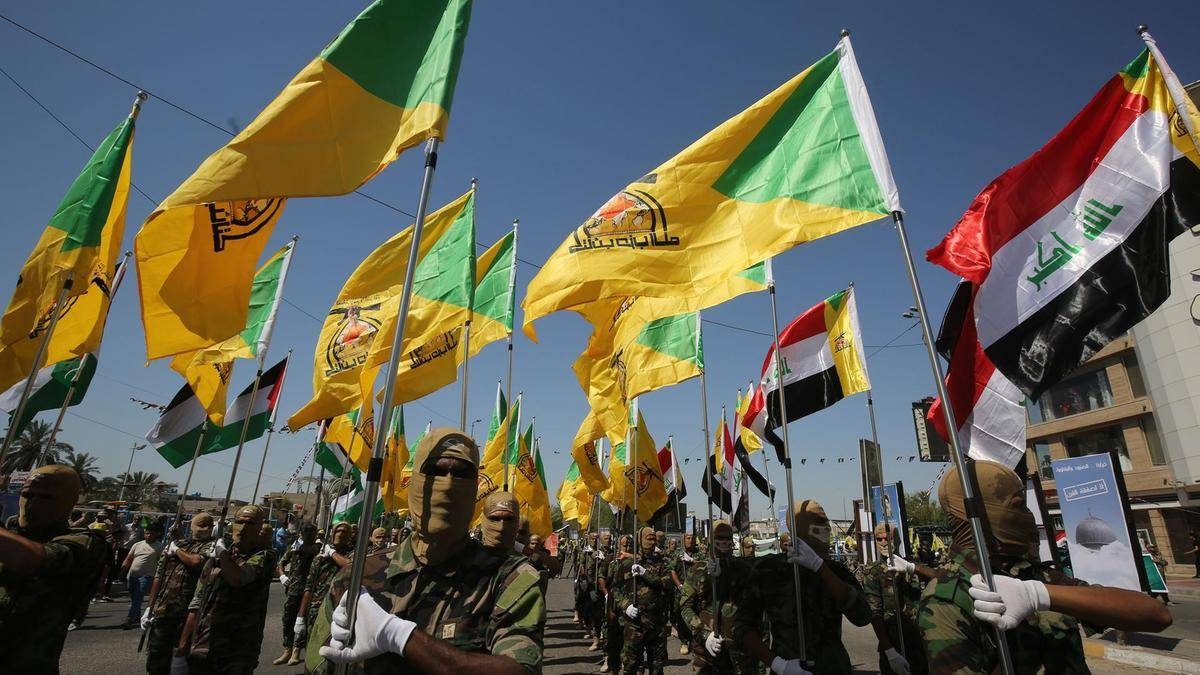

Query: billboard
left=912, top=397, right=950, bottom=462
left=870, top=482, right=908, bottom=557
left=1051, top=453, right=1143, bottom=591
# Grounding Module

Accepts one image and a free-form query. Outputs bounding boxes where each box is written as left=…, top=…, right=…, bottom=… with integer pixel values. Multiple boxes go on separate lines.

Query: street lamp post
left=117, top=442, right=146, bottom=502
left=469, top=418, right=482, bottom=441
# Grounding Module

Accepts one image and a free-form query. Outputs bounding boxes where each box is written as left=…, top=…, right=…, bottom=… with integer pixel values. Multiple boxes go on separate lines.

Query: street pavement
left=58, top=575, right=1175, bottom=674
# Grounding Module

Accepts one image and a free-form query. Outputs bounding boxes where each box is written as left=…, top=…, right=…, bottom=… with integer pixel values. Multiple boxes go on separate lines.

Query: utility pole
left=118, top=442, right=147, bottom=502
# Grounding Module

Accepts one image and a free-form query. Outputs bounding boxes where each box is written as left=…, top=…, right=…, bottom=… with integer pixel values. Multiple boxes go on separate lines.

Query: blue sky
left=1, top=2, right=1196, bottom=521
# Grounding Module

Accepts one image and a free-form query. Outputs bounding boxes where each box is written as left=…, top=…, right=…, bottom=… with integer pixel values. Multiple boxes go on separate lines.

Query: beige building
left=1024, top=334, right=1198, bottom=575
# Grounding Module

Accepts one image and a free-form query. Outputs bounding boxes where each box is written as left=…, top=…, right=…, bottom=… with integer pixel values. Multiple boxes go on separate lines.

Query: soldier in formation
left=860, top=523, right=923, bottom=675
left=366, top=527, right=388, bottom=554
left=734, top=499, right=871, bottom=675
left=174, top=505, right=277, bottom=674
left=296, top=521, right=356, bottom=672
left=573, top=531, right=598, bottom=628
left=587, top=531, right=614, bottom=654
left=312, top=428, right=546, bottom=674
left=480, top=491, right=521, bottom=554
left=274, top=521, right=321, bottom=666
left=670, top=532, right=705, bottom=655
left=0, top=464, right=109, bottom=673
left=599, top=533, right=632, bottom=672
left=919, top=460, right=1173, bottom=673
left=142, top=512, right=216, bottom=675
left=614, top=527, right=671, bottom=675
left=680, top=520, right=758, bottom=674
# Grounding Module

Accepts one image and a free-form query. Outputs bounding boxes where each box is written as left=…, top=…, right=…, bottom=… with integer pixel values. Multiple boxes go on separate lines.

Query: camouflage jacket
left=309, top=537, right=546, bottom=674
left=612, top=550, right=671, bottom=620
left=302, top=553, right=348, bottom=623
left=918, top=546, right=1090, bottom=675
left=151, top=537, right=215, bottom=619
left=280, top=540, right=322, bottom=597
left=0, top=524, right=109, bottom=674
left=732, top=553, right=872, bottom=675
left=187, top=545, right=278, bottom=660
left=679, top=554, right=756, bottom=638
left=860, top=560, right=925, bottom=624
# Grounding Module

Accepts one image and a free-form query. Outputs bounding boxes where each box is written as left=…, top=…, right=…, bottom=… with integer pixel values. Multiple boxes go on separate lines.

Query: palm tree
left=62, top=450, right=101, bottom=494
left=117, top=470, right=161, bottom=503
left=1, top=420, right=74, bottom=473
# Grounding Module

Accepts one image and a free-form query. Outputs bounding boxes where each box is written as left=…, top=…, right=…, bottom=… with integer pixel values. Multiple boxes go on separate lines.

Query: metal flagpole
left=300, top=431, right=320, bottom=520
left=342, top=138, right=442, bottom=653
left=890, top=209, right=1015, bottom=674
left=697, top=313, right=719, bottom=628
left=865, top=388, right=905, bottom=657
left=459, top=178, right=479, bottom=429
left=766, top=258, right=809, bottom=663
left=858, top=440, right=874, bottom=564
left=174, top=421, right=210, bottom=521
left=501, top=219, right=519, bottom=491
left=629, top=398, right=638, bottom=603
left=0, top=274, right=74, bottom=472
left=251, top=348, right=292, bottom=504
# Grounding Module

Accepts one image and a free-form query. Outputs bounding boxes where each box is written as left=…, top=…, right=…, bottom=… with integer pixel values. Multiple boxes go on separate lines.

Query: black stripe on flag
left=701, top=454, right=733, bottom=514
left=733, top=436, right=776, bottom=501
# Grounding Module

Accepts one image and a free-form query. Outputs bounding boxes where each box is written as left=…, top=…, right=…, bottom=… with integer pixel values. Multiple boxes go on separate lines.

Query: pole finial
left=470, top=176, right=479, bottom=190
left=1137, top=24, right=1149, bottom=35
left=840, top=28, right=851, bottom=38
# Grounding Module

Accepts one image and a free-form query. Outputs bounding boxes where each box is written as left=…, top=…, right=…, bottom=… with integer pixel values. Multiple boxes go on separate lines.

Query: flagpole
left=865, top=388, right=905, bottom=658
left=459, top=178, right=480, bottom=429
left=502, top=219, right=519, bottom=492
left=1139, top=28, right=1200, bottom=152
left=0, top=273, right=75, bottom=473
left=697, top=313, right=720, bottom=628
left=766, top=258, right=809, bottom=664
left=342, top=138, right=442, bottom=654
left=889, top=209, right=1015, bottom=675
left=252, top=347, right=292, bottom=504
left=747, top=379, right=778, bottom=529
left=174, top=420, right=210, bottom=521
left=628, top=397, right=639, bottom=605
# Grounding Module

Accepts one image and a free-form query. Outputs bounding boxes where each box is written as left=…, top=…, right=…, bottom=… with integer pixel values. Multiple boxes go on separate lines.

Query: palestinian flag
left=926, top=281, right=1027, bottom=467
left=754, top=287, right=870, bottom=457
left=926, top=48, right=1200, bottom=399
left=331, top=468, right=382, bottom=524
left=206, top=355, right=289, bottom=453
left=147, top=383, right=216, bottom=468
left=0, top=354, right=96, bottom=437
left=315, top=440, right=348, bottom=477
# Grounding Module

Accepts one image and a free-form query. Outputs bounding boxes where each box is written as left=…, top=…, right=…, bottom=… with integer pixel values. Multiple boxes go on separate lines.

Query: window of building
left=1065, top=425, right=1132, bottom=472
left=1033, top=443, right=1054, bottom=480
left=1142, top=417, right=1167, bottom=466
left=1030, top=368, right=1114, bottom=422
left=1125, top=355, right=1148, bottom=398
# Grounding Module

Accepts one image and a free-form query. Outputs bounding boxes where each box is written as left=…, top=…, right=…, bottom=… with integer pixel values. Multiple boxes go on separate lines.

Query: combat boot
left=272, top=649, right=291, bottom=665
left=286, top=647, right=303, bottom=665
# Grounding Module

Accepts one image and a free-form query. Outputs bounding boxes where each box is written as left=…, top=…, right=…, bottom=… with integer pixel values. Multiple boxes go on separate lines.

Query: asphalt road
left=59, top=575, right=1177, bottom=674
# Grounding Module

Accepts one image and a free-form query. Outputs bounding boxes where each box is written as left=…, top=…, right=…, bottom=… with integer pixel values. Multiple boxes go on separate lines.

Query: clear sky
left=1, top=2, right=1196, bottom=522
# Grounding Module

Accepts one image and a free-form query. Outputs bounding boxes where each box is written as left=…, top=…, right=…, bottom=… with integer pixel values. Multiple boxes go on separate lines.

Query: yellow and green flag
left=523, top=35, right=900, bottom=337
left=557, top=461, right=593, bottom=530
left=381, top=406, right=408, bottom=512
left=570, top=410, right=609, bottom=494
left=511, top=421, right=552, bottom=539
left=136, top=0, right=473, bottom=360
left=473, top=385, right=520, bottom=524
left=0, top=104, right=138, bottom=393
left=469, top=228, right=517, bottom=354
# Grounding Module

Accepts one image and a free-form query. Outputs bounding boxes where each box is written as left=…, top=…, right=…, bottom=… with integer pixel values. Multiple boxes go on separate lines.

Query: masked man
left=734, top=500, right=871, bottom=675
left=525, top=534, right=561, bottom=591
left=920, top=461, right=1172, bottom=673
left=588, top=531, right=614, bottom=653
left=860, top=523, right=922, bottom=675
left=0, top=465, right=108, bottom=673
left=574, top=531, right=597, bottom=629
left=615, top=527, right=671, bottom=675
left=366, top=528, right=388, bottom=554
left=314, top=429, right=547, bottom=674
left=175, top=505, right=278, bottom=674
left=275, top=522, right=322, bottom=665
left=143, top=512, right=216, bottom=675
left=299, top=522, right=356, bottom=672
left=680, top=520, right=758, bottom=674
left=671, top=532, right=705, bottom=655
left=599, top=534, right=632, bottom=672
left=480, top=491, right=521, bottom=554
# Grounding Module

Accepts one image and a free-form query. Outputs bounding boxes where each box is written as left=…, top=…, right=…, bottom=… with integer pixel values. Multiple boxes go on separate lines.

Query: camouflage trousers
left=621, top=616, right=667, bottom=675
left=605, top=611, right=623, bottom=667
left=145, top=613, right=185, bottom=675
left=689, top=636, right=759, bottom=675
left=879, top=615, right=926, bottom=675
left=282, top=592, right=305, bottom=648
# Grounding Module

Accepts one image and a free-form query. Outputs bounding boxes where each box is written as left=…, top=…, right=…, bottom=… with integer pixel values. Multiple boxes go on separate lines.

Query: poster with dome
left=1051, top=453, right=1144, bottom=592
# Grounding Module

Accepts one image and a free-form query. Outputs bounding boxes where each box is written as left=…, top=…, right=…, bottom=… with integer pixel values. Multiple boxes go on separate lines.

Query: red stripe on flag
left=657, top=445, right=671, bottom=474
left=759, top=296, right=828, bottom=376
left=927, top=75, right=1149, bottom=283
left=928, top=287, right=996, bottom=443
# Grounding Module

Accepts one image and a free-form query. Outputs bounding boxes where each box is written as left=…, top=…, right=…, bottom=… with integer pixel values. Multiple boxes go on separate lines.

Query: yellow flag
left=570, top=410, right=609, bottom=494
left=0, top=107, right=136, bottom=393
left=510, top=423, right=552, bottom=539
left=135, top=0, right=472, bottom=360
left=381, top=406, right=408, bottom=512
left=472, top=389, right=519, bottom=525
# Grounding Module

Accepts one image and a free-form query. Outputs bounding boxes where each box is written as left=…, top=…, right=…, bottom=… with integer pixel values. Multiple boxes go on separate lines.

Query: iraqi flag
left=701, top=415, right=736, bottom=513
left=733, top=387, right=775, bottom=500
left=927, top=280, right=1027, bottom=467
left=927, top=48, right=1200, bottom=399
left=754, top=287, right=871, bottom=460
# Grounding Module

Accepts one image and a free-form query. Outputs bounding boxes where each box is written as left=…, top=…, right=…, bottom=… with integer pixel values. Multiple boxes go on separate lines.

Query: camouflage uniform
left=308, top=536, right=545, bottom=674
left=613, top=549, right=671, bottom=675
left=302, top=553, right=346, bottom=628
left=733, top=552, right=872, bottom=675
left=679, top=554, right=758, bottom=674
left=145, top=538, right=215, bottom=675
left=0, top=524, right=108, bottom=674
left=918, top=547, right=1090, bottom=674
left=279, top=540, right=321, bottom=649
left=860, top=560, right=927, bottom=675
left=603, top=549, right=626, bottom=667
left=185, top=546, right=279, bottom=674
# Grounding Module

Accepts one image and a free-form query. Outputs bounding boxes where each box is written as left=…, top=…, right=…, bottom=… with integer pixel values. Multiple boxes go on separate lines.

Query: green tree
left=62, top=450, right=101, bottom=494
left=117, top=470, right=162, bottom=505
left=1, top=420, right=74, bottom=472
left=551, top=504, right=564, bottom=531
left=904, top=489, right=947, bottom=527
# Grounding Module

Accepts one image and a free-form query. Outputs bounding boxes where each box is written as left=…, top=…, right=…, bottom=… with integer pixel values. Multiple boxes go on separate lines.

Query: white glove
left=292, top=539, right=303, bottom=551
left=630, top=563, right=646, bottom=577
left=968, top=573, right=1050, bottom=631
left=278, top=574, right=289, bottom=587
left=169, top=655, right=189, bottom=675
left=166, top=541, right=180, bottom=557
left=624, top=604, right=639, bottom=619
left=583, top=545, right=593, bottom=553
left=140, top=607, right=152, bottom=630
left=681, top=552, right=694, bottom=563
left=294, top=616, right=307, bottom=637
left=323, top=544, right=336, bottom=557
left=210, top=539, right=227, bottom=559
left=707, top=559, right=721, bottom=576
left=884, top=647, right=910, bottom=675
left=319, top=588, right=417, bottom=663
left=889, top=555, right=916, bottom=575
left=705, top=631, right=723, bottom=655
left=787, top=539, right=824, bottom=572
left=771, top=656, right=813, bottom=675
left=595, top=550, right=606, bottom=561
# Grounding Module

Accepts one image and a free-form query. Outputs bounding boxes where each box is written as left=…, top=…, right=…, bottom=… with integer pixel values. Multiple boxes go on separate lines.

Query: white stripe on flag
left=836, top=35, right=902, bottom=213
left=958, top=368, right=1026, bottom=467
left=763, top=332, right=834, bottom=393
left=0, top=365, right=55, bottom=412
left=147, top=395, right=208, bottom=447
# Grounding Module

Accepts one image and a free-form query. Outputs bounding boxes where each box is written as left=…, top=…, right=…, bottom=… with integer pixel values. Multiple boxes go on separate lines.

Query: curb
left=1085, top=639, right=1200, bottom=674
